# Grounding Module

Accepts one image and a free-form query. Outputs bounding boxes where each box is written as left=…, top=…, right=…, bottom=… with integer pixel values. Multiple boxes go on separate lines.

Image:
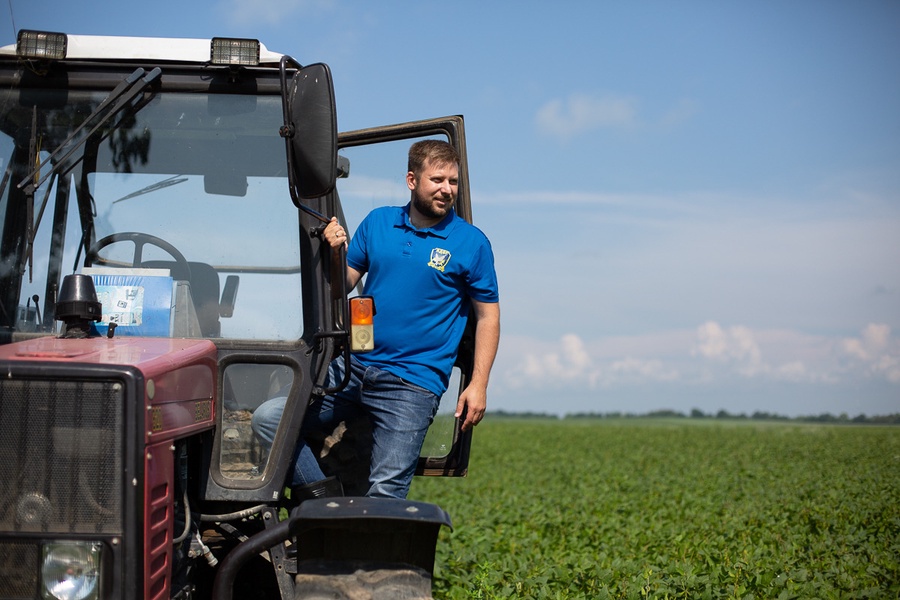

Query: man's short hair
left=408, top=139, right=459, bottom=175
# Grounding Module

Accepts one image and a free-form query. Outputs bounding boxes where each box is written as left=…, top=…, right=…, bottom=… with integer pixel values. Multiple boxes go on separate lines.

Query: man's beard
left=413, top=192, right=452, bottom=220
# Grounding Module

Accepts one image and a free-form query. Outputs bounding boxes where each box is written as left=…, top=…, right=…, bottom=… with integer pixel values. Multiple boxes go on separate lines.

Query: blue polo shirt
left=347, top=204, right=499, bottom=396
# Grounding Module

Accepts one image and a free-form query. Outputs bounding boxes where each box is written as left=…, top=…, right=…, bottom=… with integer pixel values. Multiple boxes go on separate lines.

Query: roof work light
left=17, top=30, right=68, bottom=60
left=349, top=296, right=375, bottom=353
left=210, top=37, right=260, bottom=66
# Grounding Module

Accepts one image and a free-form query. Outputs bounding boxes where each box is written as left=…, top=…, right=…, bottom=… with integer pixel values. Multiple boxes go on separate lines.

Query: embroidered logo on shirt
left=428, top=248, right=451, bottom=272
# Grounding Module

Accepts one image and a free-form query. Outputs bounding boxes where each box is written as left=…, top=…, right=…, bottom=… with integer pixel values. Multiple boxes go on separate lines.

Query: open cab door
left=336, top=116, right=474, bottom=477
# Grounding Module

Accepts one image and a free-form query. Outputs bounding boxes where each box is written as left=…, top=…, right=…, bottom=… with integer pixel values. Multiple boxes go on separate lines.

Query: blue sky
left=5, top=1, right=899, bottom=417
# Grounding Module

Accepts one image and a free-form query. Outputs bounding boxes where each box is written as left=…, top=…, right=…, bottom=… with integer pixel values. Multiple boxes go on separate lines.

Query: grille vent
left=0, top=378, right=124, bottom=535
left=0, top=541, right=39, bottom=599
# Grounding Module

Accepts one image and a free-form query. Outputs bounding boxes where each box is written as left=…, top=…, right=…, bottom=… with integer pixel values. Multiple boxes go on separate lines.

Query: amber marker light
left=349, top=296, right=375, bottom=352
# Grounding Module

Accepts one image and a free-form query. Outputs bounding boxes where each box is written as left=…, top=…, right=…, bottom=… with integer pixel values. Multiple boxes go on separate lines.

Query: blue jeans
left=251, top=355, right=440, bottom=499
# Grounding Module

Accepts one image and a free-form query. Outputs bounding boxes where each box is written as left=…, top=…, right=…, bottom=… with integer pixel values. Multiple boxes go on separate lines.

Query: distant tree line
left=488, top=408, right=900, bottom=425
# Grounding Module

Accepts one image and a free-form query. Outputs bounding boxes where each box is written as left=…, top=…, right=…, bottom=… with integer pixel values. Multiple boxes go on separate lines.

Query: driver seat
left=143, top=260, right=222, bottom=337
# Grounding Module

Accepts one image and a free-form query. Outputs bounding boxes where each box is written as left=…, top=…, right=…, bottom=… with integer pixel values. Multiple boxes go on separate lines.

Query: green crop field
left=409, top=418, right=900, bottom=599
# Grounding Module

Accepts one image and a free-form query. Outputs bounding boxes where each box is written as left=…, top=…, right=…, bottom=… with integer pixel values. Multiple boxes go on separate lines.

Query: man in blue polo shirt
left=253, top=140, right=500, bottom=499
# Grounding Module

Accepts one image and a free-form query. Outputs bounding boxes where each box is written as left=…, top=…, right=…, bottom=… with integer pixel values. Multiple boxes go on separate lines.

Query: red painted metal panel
left=144, top=441, right=175, bottom=600
left=0, top=336, right=218, bottom=440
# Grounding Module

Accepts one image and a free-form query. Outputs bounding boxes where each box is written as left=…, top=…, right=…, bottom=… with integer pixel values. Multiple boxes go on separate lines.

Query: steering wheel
left=86, top=232, right=191, bottom=281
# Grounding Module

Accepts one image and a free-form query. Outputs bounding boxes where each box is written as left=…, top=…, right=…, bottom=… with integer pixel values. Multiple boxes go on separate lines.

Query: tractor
left=0, top=30, right=476, bottom=599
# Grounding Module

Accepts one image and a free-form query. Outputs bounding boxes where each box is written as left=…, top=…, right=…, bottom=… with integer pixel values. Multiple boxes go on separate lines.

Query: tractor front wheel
left=294, top=560, right=434, bottom=599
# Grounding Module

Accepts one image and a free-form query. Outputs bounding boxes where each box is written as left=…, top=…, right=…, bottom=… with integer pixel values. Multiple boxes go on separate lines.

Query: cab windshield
left=0, top=85, right=303, bottom=341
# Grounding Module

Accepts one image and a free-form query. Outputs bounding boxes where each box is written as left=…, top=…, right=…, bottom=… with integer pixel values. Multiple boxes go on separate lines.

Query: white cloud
left=773, top=361, right=812, bottom=383
left=504, top=332, right=683, bottom=390
left=517, top=333, right=593, bottom=384
left=605, top=357, right=680, bottom=385
left=692, top=321, right=764, bottom=376
left=533, top=93, right=700, bottom=141
left=688, top=322, right=856, bottom=383
left=842, top=323, right=900, bottom=383
left=842, top=323, right=890, bottom=361
left=479, top=183, right=900, bottom=344
left=497, top=322, right=900, bottom=401
left=535, top=93, right=638, bottom=141
left=873, top=354, right=900, bottom=384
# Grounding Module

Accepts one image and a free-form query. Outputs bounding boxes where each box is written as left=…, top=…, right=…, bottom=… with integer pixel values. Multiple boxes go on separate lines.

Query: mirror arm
left=278, top=55, right=303, bottom=124
left=279, top=54, right=304, bottom=211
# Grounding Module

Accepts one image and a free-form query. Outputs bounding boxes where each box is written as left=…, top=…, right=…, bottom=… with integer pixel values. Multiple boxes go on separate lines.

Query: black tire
left=294, top=560, right=433, bottom=600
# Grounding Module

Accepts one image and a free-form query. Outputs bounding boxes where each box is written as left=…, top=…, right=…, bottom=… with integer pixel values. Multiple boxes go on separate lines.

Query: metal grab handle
left=312, top=230, right=351, bottom=397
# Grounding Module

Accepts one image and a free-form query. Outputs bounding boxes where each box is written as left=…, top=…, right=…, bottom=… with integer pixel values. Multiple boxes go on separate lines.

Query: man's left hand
left=456, top=384, right=486, bottom=432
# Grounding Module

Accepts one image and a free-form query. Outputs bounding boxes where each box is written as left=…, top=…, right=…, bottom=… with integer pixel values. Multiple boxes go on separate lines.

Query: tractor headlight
left=41, top=542, right=101, bottom=600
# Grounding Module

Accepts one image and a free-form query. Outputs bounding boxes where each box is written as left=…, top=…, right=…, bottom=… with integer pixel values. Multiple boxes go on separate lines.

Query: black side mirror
left=286, top=63, right=337, bottom=200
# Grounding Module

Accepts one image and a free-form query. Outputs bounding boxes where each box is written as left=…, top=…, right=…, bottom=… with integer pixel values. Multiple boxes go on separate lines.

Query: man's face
left=408, top=159, right=459, bottom=222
